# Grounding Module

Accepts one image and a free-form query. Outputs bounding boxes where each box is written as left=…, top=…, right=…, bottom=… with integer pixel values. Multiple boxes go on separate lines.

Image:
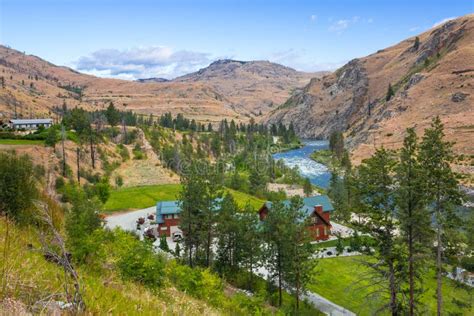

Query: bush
left=115, top=175, right=124, bottom=187
left=0, top=151, right=38, bottom=223
left=117, top=240, right=166, bottom=290
left=460, top=256, right=474, bottom=272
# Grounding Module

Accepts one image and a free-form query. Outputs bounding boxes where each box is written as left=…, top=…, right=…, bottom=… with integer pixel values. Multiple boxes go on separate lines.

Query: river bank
left=272, top=140, right=331, bottom=189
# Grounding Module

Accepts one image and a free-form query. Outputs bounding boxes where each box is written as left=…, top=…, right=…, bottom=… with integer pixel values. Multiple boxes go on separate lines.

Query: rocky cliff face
left=265, top=14, right=474, bottom=163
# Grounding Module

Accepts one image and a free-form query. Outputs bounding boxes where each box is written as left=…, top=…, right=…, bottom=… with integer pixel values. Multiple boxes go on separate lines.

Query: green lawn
left=310, top=256, right=473, bottom=315
left=103, top=184, right=265, bottom=212
left=0, top=139, right=44, bottom=145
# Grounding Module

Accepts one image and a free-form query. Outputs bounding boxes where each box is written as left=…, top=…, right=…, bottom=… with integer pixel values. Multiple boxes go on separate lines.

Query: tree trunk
left=436, top=190, right=442, bottom=316
left=389, top=259, right=398, bottom=316
left=408, top=218, right=414, bottom=316
left=436, top=224, right=442, bottom=316
left=278, top=249, right=282, bottom=307
left=76, top=147, right=80, bottom=184
left=89, top=132, right=95, bottom=169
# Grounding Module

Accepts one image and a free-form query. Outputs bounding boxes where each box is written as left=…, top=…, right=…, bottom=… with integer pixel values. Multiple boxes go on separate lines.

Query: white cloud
left=329, top=16, right=362, bottom=33
left=432, top=16, right=457, bottom=28
left=74, top=46, right=211, bottom=80
left=310, top=14, right=317, bottom=22
left=329, top=19, right=350, bottom=32
left=409, top=26, right=421, bottom=32
left=268, top=49, right=344, bottom=72
left=367, top=18, right=374, bottom=24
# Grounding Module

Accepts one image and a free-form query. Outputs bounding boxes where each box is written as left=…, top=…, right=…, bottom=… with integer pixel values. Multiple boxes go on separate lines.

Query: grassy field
left=0, top=139, right=44, bottom=145
left=310, top=256, right=473, bottom=315
left=104, top=184, right=265, bottom=212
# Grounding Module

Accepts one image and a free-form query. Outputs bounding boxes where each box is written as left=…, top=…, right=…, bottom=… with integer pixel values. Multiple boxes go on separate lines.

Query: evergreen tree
left=237, top=206, right=262, bottom=289
left=0, top=152, right=38, bottom=223
left=284, top=196, right=317, bottom=310
left=159, top=236, right=170, bottom=252
left=215, top=194, right=240, bottom=275
left=414, top=36, right=420, bottom=50
left=329, top=131, right=344, bottom=160
left=386, top=83, right=395, bottom=101
left=65, top=188, right=102, bottom=263
left=303, top=177, right=313, bottom=197
left=105, top=102, right=121, bottom=127
left=418, top=117, right=463, bottom=316
left=395, top=128, right=432, bottom=315
left=262, top=200, right=290, bottom=307
left=356, top=147, right=403, bottom=315
left=45, top=127, right=59, bottom=149
left=178, top=161, right=207, bottom=267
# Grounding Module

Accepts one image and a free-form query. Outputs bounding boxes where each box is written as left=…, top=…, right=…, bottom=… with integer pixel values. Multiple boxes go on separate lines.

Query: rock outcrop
left=264, top=14, right=474, bottom=162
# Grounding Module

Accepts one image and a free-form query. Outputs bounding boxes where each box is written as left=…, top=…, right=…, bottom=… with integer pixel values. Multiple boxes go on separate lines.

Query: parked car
left=172, top=231, right=183, bottom=242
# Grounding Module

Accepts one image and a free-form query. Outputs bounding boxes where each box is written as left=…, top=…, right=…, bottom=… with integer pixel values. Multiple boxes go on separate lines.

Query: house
left=258, top=195, right=334, bottom=241
left=9, top=118, right=53, bottom=130
left=156, top=201, right=182, bottom=238
left=156, top=198, right=223, bottom=238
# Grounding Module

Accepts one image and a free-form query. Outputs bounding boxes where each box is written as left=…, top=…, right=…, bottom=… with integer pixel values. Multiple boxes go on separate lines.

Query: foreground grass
left=104, top=184, right=265, bottom=212
left=310, top=256, right=473, bottom=315
left=0, top=139, right=44, bottom=145
left=0, top=218, right=218, bottom=315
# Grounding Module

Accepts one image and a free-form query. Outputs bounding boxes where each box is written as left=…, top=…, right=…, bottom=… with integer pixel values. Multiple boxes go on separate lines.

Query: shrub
left=117, top=240, right=165, bottom=290
left=115, top=175, right=124, bottom=187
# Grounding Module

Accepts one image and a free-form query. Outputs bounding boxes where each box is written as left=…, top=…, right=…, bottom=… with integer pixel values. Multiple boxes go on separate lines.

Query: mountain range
left=264, top=14, right=474, bottom=163
left=0, top=14, right=473, bottom=163
left=0, top=48, right=319, bottom=124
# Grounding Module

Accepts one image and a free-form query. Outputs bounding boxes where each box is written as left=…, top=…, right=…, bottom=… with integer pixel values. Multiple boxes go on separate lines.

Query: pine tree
left=215, top=194, right=240, bottom=275
left=303, top=177, right=313, bottom=197
left=356, top=147, right=403, bottom=315
left=418, top=117, right=463, bottom=316
left=105, top=102, right=120, bottom=127
left=386, top=83, right=395, bottom=101
left=284, top=196, right=317, bottom=310
left=414, top=36, right=420, bottom=50
left=262, top=200, right=290, bottom=307
left=159, top=236, right=170, bottom=252
left=237, top=206, right=262, bottom=289
left=395, top=128, right=432, bottom=315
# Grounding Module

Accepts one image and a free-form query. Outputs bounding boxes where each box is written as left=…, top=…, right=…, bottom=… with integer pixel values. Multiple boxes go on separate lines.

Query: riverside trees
left=351, top=117, right=464, bottom=315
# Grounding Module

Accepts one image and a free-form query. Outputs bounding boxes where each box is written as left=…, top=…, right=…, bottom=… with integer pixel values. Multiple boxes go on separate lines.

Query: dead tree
left=35, top=201, right=85, bottom=313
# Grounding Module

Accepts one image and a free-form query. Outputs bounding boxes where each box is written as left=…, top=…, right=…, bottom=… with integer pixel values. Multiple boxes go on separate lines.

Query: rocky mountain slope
left=265, top=14, right=474, bottom=163
left=174, top=59, right=323, bottom=116
left=0, top=47, right=316, bottom=124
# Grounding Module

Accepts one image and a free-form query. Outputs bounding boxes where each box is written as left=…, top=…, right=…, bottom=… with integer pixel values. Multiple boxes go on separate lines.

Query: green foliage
left=65, top=188, right=103, bottom=263
left=117, top=239, right=166, bottom=290
left=44, top=126, right=59, bottom=147
left=414, top=36, right=420, bottom=50
left=105, top=102, right=121, bottom=127
left=303, top=177, right=313, bottom=197
left=329, top=131, right=344, bottom=160
left=386, top=83, right=395, bottom=101
left=132, top=143, right=145, bottom=160
left=114, top=175, right=123, bottom=188
left=116, top=144, right=130, bottom=161
left=159, top=235, right=170, bottom=252
left=0, top=151, right=38, bottom=223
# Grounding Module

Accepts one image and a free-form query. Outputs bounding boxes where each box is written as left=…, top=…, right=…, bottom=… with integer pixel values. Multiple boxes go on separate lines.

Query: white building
left=9, top=118, right=53, bottom=130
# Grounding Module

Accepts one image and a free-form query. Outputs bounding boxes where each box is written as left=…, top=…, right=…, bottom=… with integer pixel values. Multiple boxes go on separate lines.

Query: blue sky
left=1, top=0, right=472, bottom=79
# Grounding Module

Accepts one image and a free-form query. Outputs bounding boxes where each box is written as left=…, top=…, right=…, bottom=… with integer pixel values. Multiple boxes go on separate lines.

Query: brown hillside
left=265, top=14, right=474, bottom=165
left=174, top=59, right=324, bottom=116
left=0, top=47, right=316, bottom=124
